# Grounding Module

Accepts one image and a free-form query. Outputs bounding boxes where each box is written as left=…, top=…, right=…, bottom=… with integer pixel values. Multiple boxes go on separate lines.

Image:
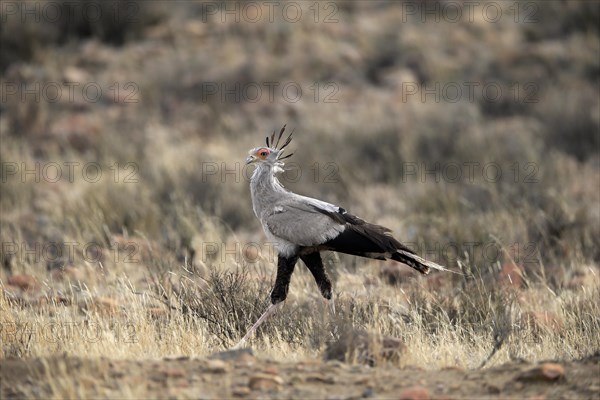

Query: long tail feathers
left=314, top=209, right=457, bottom=275
left=392, top=249, right=449, bottom=275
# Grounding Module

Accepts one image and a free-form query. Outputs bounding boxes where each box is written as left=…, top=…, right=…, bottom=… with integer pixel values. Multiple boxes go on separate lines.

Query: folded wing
left=263, top=195, right=346, bottom=247
left=264, top=194, right=447, bottom=274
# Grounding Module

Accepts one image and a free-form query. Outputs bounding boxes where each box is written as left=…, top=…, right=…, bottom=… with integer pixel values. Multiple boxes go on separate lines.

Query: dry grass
left=1, top=0, right=599, bottom=374
left=2, top=251, right=598, bottom=368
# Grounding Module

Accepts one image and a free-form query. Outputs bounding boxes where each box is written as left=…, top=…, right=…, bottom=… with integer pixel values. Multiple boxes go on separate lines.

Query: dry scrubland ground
left=1, top=0, right=599, bottom=398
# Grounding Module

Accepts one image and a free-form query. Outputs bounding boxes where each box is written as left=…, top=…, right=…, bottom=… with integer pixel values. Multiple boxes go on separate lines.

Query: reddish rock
left=86, top=297, right=120, bottom=315
left=498, top=263, right=524, bottom=289
left=540, top=363, right=565, bottom=380
left=248, top=374, right=282, bottom=391
left=517, top=363, right=565, bottom=382
left=7, top=274, right=39, bottom=292
left=162, top=368, right=186, bottom=378
left=204, top=359, right=229, bottom=374
left=263, top=366, right=279, bottom=375
left=398, top=386, right=431, bottom=400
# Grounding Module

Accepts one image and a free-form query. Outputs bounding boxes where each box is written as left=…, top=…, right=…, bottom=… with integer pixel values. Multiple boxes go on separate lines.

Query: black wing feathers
left=311, top=206, right=417, bottom=257
left=305, top=205, right=439, bottom=274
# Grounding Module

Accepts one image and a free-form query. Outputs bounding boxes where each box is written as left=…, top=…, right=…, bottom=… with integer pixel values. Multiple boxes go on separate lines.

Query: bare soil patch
left=2, top=350, right=599, bottom=399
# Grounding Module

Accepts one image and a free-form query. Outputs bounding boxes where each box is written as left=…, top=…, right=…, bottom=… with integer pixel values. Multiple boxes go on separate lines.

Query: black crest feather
left=264, top=124, right=295, bottom=160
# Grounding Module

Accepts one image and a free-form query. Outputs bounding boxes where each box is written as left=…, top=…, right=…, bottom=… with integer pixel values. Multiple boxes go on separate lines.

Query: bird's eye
left=260, top=151, right=268, bottom=156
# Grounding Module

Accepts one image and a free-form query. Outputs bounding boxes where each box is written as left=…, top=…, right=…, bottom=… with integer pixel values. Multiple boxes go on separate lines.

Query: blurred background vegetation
left=1, top=0, right=599, bottom=282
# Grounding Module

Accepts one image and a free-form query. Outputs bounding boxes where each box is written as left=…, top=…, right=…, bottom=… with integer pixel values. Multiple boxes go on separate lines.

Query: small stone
left=163, top=355, right=189, bottom=361
left=248, top=374, right=283, bottom=391
left=263, top=366, right=279, bottom=375
left=204, top=359, right=229, bottom=374
left=487, top=383, right=501, bottom=394
left=354, top=377, right=370, bottom=385
left=517, top=363, right=565, bottom=382
left=162, top=368, right=186, bottom=378
left=306, top=375, right=336, bottom=384
left=442, top=366, right=465, bottom=372
left=232, top=386, right=251, bottom=397
left=63, top=66, right=90, bottom=83
left=324, top=360, right=345, bottom=369
left=289, top=376, right=303, bottom=385
left=362, top=387, right=375, bottom=397
left=398, top=386, right=431, bottom=400
left=540, top=363, right=565, bottom=380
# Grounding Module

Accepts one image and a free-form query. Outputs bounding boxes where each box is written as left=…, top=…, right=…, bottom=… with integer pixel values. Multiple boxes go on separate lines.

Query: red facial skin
left=255, top=148, right=271, bottom=160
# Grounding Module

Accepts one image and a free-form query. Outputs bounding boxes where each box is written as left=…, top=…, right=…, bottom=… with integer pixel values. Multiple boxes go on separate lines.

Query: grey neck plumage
left=250, top=163, right=288, bottom=218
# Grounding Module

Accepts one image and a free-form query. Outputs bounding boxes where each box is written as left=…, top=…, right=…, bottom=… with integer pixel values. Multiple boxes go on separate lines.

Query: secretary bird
left=236, top=125, right=448, bottom=347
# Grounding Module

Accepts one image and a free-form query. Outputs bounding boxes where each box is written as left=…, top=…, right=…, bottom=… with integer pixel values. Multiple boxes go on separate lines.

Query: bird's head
left=245, top=125, right=294, bottom=167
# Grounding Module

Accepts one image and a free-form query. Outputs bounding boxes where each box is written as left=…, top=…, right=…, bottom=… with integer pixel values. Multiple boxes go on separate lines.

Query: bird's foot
left=233, top=302, right=283, bottom=349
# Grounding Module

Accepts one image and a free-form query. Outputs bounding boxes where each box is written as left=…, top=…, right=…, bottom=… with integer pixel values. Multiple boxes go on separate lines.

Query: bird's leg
left=300, top=252, right=334, bottom=314
left=234, top=254, right=298, bottom=348
left=234, top=302, right=282, bottom=348
left=328, top=296, right=336, bottom=315
left=270, top=254, right=298, bottom=304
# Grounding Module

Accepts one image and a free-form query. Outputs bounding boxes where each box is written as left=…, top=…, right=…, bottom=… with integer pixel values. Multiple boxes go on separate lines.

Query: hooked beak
left=245, top=155, right=256, bottom=165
